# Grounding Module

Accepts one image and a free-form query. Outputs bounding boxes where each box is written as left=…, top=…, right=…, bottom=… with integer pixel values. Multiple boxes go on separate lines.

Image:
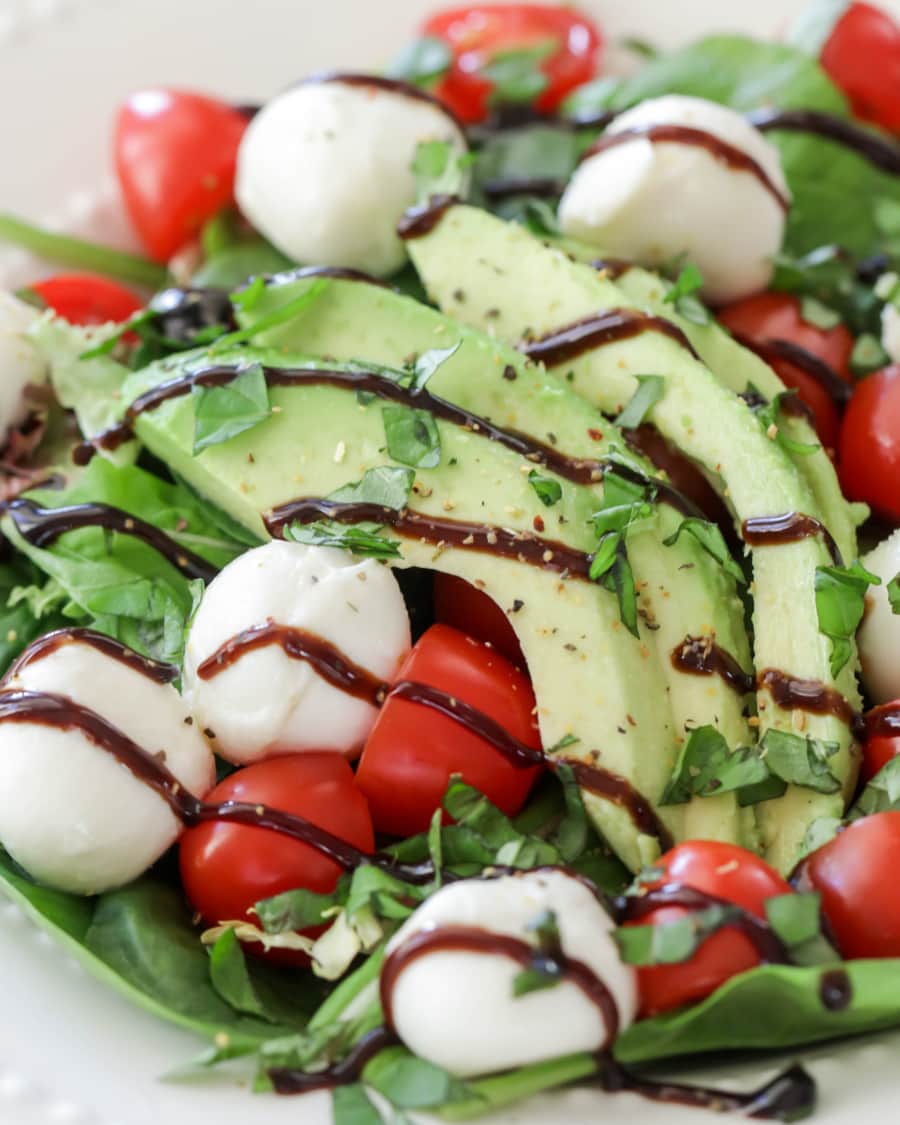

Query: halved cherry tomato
left=179, top=753, right=373, bottom=963
left=821, top=2, right=900, bottom=135
left=115, top=89, right=248, bottom=261
left=718, top=292, right=854, bottom=449
left=803, top=812, right=900, bottom=958
left=355, top=623, right=542, bottom=837
left=29, top=273, right=143, bottom=326
left=626, top=841, right=792, bottom=1017
left=838, top=364, right=900, bottom=522
left=433, top=573, right=524, bottom=667
left=861, top=702, right=900, bottom=783
left=423, top=4, right=602, bottom=123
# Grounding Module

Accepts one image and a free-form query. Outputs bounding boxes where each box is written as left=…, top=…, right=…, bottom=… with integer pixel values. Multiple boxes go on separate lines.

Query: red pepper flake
left=588, top=428, right=603, bottom=441
left=533, top=515, right=545, bottom=532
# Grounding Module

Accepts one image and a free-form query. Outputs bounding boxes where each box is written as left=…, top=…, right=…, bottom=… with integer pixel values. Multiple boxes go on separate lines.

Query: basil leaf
left=616, top=375, right=666, bottom=428
left=590, top=532, right=640, bottom=638
left=330, top=466, right=415, bottom=510
left=254, top=884, right=346, bottom=933
left=512, top=965, right=564, bottom=997
left=800, top=295, right=842, bottom=330
left=427, top=808, right=444, bottom=891
left=528, top=470, right=563, bottom=507
left=192, top=363, right=270, bottom=454
left=285, top=522, right=403, bottom=560
left=208, top=928, right=271, bottom=1020
left=411, top=141, right=470, bottom=204
left=663, top=517, right=747, bottom=586
left=333, top=1084, right=387, bottom=1125
left=663, top=263, right=711, bottom=325
left=210, top=279, right=327, bottom=352
left=814, top=559, right=879, bottom=676
left=616, top=905, right=743, bottom=966
left=482, top=39, right=558, bottom=105
left=345, top=865, right=423, bottom=923
left=850, top=754, right=900, bottom=819
left=797, top=815, right=843, bottom=860
left=411, top=341, right=461, bottom=391
left=750, top=390, right=821, bottom=456
left=382, top=406, right=441, bottom=469
left=387, top=36, right=453, bottom=86
left=850, top=332, right=890, bottom=376
left=763, top=892, right=836, bottom=968
left=659, top=726, right=772, bottom=806
left=761, top=729, right=842, bottom=794
left=513, top=909, right=564, bottom=997
left=888, top=572, right=900, bottom=614
left=592, top=469, right=655, bottom=538
left=551, top=762, right=591, bottom=862
left=364, top=1047, right=473, bottom=1109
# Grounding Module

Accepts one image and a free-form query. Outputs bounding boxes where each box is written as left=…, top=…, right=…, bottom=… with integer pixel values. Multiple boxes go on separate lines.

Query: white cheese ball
left=236, top=77, right=468, bottom=277
left=0, top=638, right=215, bottom=894
left=182, top=541, right=411, bottom=764
left=0, top=292, right=47, bottom=434
left=559, top=95, right=791, bottom=304
left=383, top=869, right=637, bottom=1077
left=882, top=301, right=900, bottom=365
left=859, top=529, right=900, bottom=704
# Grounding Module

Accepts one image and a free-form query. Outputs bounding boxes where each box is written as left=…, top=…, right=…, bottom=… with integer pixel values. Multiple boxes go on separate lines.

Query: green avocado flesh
left=403, top=204, right=862, bottom=873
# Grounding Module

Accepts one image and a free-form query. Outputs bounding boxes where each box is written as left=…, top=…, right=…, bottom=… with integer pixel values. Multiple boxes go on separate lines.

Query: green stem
left=0, top=213, right=168, bottom=289
left=307, top=943, right=386, bottom=1032
left=437, top=1053, right=598, bottom=1121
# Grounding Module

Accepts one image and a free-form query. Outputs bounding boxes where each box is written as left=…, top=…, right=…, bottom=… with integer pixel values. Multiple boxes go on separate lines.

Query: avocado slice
left=404, top=203, right=861, bottom=872
left=237, top=273, right=758, bottom=851
left=547, top=237, right=859, bottom=566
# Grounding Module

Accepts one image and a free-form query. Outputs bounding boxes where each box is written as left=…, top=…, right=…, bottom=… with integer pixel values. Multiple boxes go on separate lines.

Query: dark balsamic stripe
left=397, top=193, right=461, bottom=239
left=6, top=497, right=218, bottom=583
left=4, top=627, right=178, bottom=685
left=732, top=332, right=852, bottom=409
left=749, top=107, right=900, bottom=176
left=582, top=125, right=791, bottom=211
left=742, top=511, right=843, bottom=568
left=481, top=176, right=566, bottom=200
left=520, top=309, right=701, bottom=366
left=269, top=1026, right=399, bottom=1094
left=564, top=759, right=674, bottom=851
left=671, top=635, right=755, bottom=695
left=299, top=71, right=465, bottom=132
left=759, top=668, right=860, bottom=732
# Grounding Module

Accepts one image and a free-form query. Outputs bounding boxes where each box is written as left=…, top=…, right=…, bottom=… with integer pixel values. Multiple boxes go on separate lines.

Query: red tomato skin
left=862, top=703, right=900, bottom=783
left=355, top=623, right=542, bottom=837
left=29, top=273, right=143, bottom=326
left=838, top=365, right=900, bottom=522
left=821, top=2, right=900, bottom=135
left=432, top=573, right=524, bottom=667
left=718, top=292, right=853, bottom=448
left=803, top=812, right=900, bottom=958
left=179, top=753, right=374, bottom=963
left=423, top=4, right=602, bottom=123
left=115, top=89, right=248, bottom=261
left=628, top=841, right=792, bottom=1017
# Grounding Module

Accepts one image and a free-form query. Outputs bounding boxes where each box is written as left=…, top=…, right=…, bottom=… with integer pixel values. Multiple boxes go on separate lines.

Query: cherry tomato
left=179, top=753, right=374, bottom=963
left=115, top=89, right=248, bottom=261
left=433, top=573, right=524, bottom=667
left=821, top=2, right=900, bottom=135
left=423, top=4, right=602, bottom=124
left=802, top=812, right=900, bottom=958
left=29, top=273, right=143, bottom=327
left=838, top=365, right=900, bottom=522
left=355, top=623, right=542, bottom=837
left=718, top=292, right=854, bottom=449
left=861, top=702, right=900, bottom=783
left=626, top=841, right=792, bottom=1017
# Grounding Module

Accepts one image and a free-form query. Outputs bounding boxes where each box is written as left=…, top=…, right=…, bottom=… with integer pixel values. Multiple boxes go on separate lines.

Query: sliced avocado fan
left=404, top=202, right=862, bottom=874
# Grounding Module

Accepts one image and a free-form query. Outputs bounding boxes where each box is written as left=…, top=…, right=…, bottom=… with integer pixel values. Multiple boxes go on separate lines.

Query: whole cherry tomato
left=802, top=812, right=900, bottom=958
left=115, top=89, right=248, bottom=261
left=29, top=273, right=143, bottom=326
left=355, top=623, right=542, bottom=837
left=422, top=4, right=602, bottom=123
left=179, top=753, right=374, bottom=963
left=838, top=365, right=900, bottom=522
left=820, top=2, right=900, bottom=135
left=625, top=841, right=793, bottom=1017
left=433, top=573, right=524, bottom=667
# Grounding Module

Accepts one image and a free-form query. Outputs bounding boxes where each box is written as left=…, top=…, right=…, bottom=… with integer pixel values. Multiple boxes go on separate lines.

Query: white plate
left=2, top=1, right=900, bottom=1122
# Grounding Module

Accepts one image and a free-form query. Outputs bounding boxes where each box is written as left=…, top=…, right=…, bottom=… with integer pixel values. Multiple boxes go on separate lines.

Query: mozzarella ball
left=0, top=637, right=215, bottom=894
left=0, top=293, right=47, bottom=434
left=383, top=869, right=637, bottom=1077
left=559, top=95, right=791, bottom=303
left=859, top=529, right=900, bottom=704
left=882, top=301, right=900, bottom=365
left=182, top=541, right=411, bottom=764
left=236, top=77, right=468, bottom=276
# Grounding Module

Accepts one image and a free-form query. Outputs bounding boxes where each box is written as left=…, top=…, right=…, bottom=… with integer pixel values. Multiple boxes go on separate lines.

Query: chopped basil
left=800, top=295, right=842, bottom=330
left=550, top=762, right=591, bottom=863
left=330, top=466, right=415, bottom=510
left=850, top=754, right=900, bottom=819
left=427, top=808, right=443, bottom=891
left=332, top=1084, right=386, bottom=1125
left=513, top=909, right=563, bottom=998
left=815, top=559, right=880, bottom=676
left=207, top=928, right=272, bottom=1020
left=285, top=521, right=403, bottom=560
left=231, top=274, right=267, bottom=312
left=888, top=572, right=900, bottom=614
left=616, top=374, right=666, bottom=429
left=659, top=726, right=771, bottom=806
left=481, top=39, right=559, bottom=105
left=663, top=263, right=711, bottom=325
left=409, top=341, right=461, bottom=391
left=616, top=904, right=743, bottom=967
left=411, top=141, right=471, bottom=204
left=386, top=36, right=453, bottom=87
left=364, top=1049, right=473, bottom=1109
left=751, top=390, right=821, bottom=457
left=209, top=279, right=328, bottom=353
left=528, top=470, right=563, bottom=507
left=589, top=469, right=654, bottom=638
left=254, top=883, right=345, bottom=933
left=592, top=468, right=656, bottom=537
left=765, top=891, right=838, bottom=966
left=382, top=406, right=441, bottom=469
left=192, top=363, right=271, bottom=454
left=663, top=517, right=747, bottom=586
left=850, top=333, right=890, bottom=377
left=761, top=729, right=841, bottom=794
left=590, top=532, right=639, bottom=638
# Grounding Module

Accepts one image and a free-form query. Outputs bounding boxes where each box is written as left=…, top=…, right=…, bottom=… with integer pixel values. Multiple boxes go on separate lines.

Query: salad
left=1, top=1, right=900, bottom=1121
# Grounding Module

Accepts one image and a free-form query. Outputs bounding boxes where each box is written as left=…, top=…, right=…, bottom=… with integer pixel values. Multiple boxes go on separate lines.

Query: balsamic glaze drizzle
left=819, top=968, right=853, bottom=1013
left=749, top=107, right=900, bottom=176
left=268, top=1026, right=400, bottom=1094
left=758, top=668, right=861, bottom=733
left=5, top=497, right=218, bottom=583
left=564, top=759, right=675, bottom=851
left=520, top=308, right=700, bottom=366
left=671, top=635, right=755, bottom=696
left=742, top=512, right=843, bottom=568
left=5, top=628, right=178, bottom=686
left=397, top=194, right=461, bottom=239
left=731, top=333, right=852, bottom=409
